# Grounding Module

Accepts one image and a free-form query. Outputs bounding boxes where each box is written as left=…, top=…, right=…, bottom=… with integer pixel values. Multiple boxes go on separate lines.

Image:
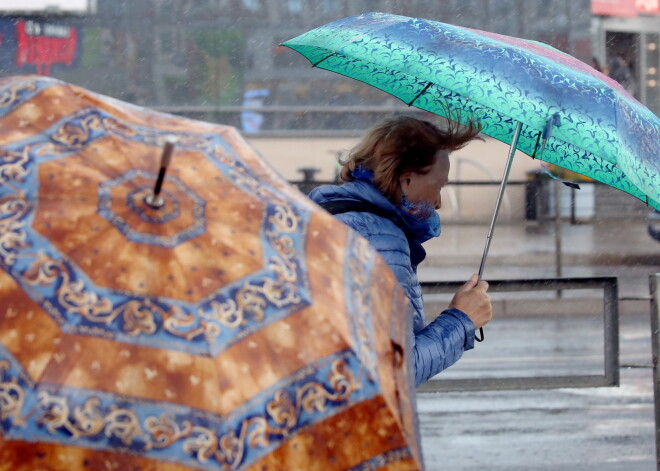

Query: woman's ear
left=399, top=171, right=413, bottom=193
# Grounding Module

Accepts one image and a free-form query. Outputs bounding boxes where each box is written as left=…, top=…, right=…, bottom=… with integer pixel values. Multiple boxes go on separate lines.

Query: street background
left=416, top=219, right=657, bottom=470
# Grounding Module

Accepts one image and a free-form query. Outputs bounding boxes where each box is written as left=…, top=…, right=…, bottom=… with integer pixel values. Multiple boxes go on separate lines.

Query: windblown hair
left=339, top=115, right=482, bottom=200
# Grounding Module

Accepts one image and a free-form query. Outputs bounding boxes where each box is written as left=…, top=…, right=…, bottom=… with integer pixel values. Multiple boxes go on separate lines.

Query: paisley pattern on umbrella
left=0, top=75, right=422, bottom=470
left=1, top=104, right=312, bottom=357
left=282, top=12, right=660, bottom=210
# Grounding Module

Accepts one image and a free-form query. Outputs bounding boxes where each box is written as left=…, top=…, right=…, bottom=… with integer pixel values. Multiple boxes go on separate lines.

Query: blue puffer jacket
left=309, top=179, right=475, bottom=386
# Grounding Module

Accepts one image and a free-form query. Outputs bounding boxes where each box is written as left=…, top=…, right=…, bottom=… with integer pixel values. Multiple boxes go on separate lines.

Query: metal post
left=554, top=180, right=563, bottom=298
left=650, top=274, right=660, bottom=471
left=570, top=188, right=577, bottom=225
left=296, top=167, right=320, bottom=194
left=603, top=277, right=619, bottom=387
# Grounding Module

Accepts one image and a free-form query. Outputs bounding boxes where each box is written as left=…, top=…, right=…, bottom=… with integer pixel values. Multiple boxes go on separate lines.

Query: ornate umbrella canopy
left=0, top=75, right=422, bottom=470
left=282, top=12, right=660, bottom=210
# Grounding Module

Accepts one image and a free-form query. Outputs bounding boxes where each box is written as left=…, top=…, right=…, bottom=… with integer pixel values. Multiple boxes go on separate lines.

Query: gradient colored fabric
left=309, top=180, right=475, bottom=386
left=0, top=75, right=423, bottom=470
left=282, top=12, right=660, bottom=210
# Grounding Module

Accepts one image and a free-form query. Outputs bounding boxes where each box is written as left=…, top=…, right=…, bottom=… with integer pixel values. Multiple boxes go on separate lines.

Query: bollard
left=296, top=167, right=321, bottom=194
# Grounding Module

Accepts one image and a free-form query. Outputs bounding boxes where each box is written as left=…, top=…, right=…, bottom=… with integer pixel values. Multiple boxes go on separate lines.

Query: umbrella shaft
left=154, top=139, right=176, bottom=197
left=153, top=166, right=167, bottom=197
left=146, top=138, right=176, bottom=208
left=145, top=167, right=168, bottom=208
left=478, top=121, right=523, bottom=279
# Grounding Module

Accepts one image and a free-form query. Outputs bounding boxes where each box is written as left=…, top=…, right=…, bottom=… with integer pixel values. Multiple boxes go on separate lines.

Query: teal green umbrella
left=282, top=12, right=659, bottom=211
left=282, top=12, right=660, bottom=340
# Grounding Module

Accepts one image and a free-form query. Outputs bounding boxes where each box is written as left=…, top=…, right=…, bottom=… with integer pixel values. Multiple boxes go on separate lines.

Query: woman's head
left=339, top=115, right=481, bottom=206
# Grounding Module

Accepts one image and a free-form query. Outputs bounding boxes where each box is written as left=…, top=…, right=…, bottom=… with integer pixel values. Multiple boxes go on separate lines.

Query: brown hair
left=339, top=115, right=481, bottom=200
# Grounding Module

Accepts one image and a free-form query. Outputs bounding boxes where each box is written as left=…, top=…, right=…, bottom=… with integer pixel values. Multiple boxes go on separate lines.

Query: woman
left=309, top=116, right=492, bottom=386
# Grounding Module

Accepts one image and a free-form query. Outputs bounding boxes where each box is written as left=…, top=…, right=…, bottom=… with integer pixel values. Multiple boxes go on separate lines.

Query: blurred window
left=242, top=0, right=259, bottom=11
left=365, top=0, right=379, bottom=11
left=288, top=0, right=302, bottom=14
left=160, top=30, right=174, bottom=52
left=322, top=0, right=340, bottom=14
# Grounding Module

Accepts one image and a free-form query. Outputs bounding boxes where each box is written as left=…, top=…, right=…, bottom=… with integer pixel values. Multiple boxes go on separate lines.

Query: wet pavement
left=418, top=368, right=654, bottom=470
left=415, top=218, right=658, bottom=470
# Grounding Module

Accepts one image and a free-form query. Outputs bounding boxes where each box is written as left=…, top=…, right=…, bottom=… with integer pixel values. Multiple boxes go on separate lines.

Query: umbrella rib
left=530, top=130, right=542, bottom=159
left=408, top=82, right=432, bottom=107
left=312, top=52, right=337, bottom=67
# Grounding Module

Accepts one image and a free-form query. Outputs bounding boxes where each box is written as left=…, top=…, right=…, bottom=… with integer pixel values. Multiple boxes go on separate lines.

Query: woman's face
left=398, top=150, right=450, bottom=210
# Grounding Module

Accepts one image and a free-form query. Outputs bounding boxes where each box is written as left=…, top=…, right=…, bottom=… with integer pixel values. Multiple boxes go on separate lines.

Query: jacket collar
left=311, top=179, right=439, bottom=245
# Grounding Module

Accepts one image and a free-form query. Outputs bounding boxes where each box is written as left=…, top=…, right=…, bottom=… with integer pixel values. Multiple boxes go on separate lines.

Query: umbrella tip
left=160, top=136, right=177, bottom=169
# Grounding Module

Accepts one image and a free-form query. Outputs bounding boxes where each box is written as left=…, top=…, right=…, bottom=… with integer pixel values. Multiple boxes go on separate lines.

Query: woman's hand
left=449, top=274, right=492, bottom=329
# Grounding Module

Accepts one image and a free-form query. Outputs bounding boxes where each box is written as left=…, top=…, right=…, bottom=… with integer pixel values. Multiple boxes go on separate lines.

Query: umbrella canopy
left=282, top=12, right=660, bottom=211
left=0, top=75, right=422, bottom=470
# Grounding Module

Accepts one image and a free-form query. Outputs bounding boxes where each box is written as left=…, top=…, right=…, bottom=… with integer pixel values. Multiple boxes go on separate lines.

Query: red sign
left=636, top=0, right=660, bottom=13
left=15, top=19, right=78, bottom=75
left=592, top=0, right=660, bottom=15
left=591, top=0, right=638, bottom=16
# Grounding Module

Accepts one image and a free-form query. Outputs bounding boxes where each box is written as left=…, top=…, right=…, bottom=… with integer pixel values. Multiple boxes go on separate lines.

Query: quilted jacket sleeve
left=412, top=308, right=474, bottom=386
left=334, top=211, right=475, bottom=386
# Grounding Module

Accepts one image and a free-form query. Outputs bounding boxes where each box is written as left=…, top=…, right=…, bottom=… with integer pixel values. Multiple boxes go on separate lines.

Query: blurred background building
left=1, top=0, right=658, bottom=133
left=0, top=0, right=657, bottom=223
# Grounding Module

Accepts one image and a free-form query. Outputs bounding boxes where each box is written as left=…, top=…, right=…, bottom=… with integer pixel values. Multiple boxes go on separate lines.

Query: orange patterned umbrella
left=0, top=76, right=422, bottom=470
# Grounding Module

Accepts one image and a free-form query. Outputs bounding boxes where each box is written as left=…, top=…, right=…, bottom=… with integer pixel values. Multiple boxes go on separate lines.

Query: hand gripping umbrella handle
left=475, top=121, right=524, bottom=343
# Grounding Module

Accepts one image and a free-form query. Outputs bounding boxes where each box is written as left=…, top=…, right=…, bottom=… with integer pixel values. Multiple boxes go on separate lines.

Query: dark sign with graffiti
left=0, top=17, right=80, bottom=76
